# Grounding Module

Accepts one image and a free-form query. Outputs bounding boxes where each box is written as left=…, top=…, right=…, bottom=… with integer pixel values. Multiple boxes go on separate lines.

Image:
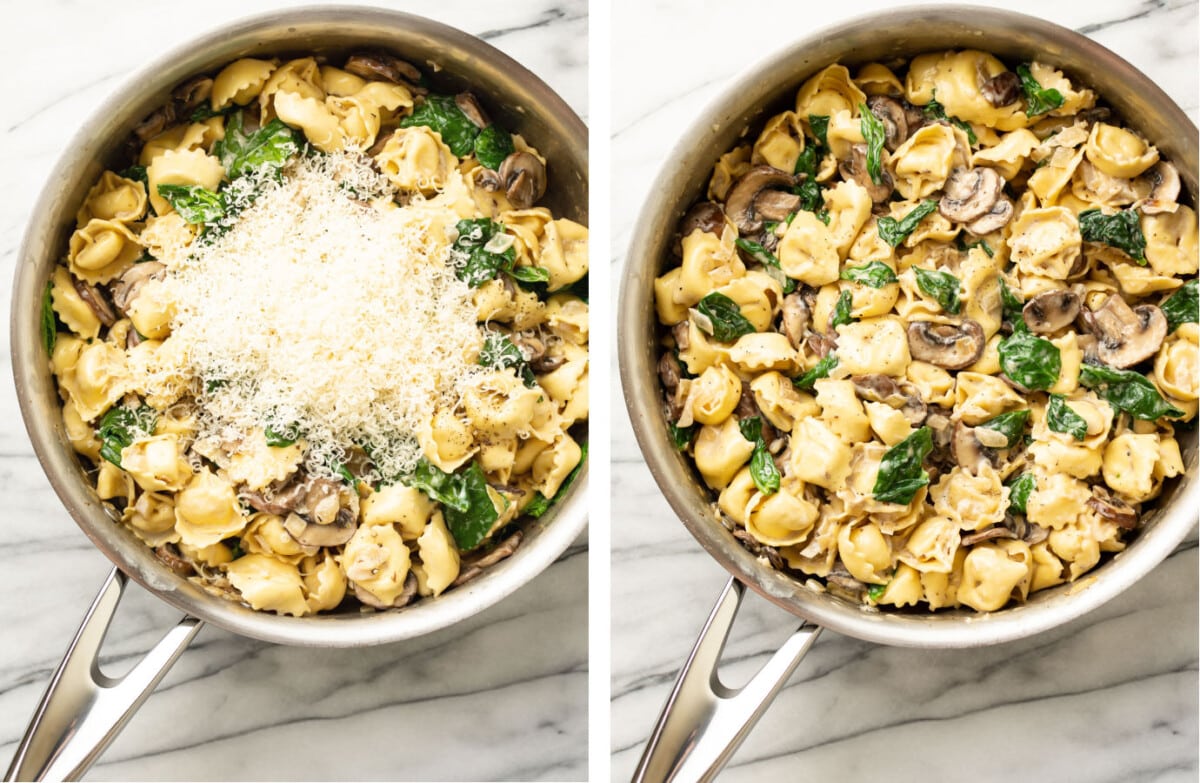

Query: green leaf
left=400, top=94, right=481, bottom=158
left=999, top=278, right=1028, bottom=333
left=41, top=280, right=56, bottom=355
left=737, top=416, right=763, bottom=443
left=264, top=424, right=299, bottom=447
left=214, top=111, right=301, bottom=179
left=1161, top=279, right=1198, bottom=333
left=877, top=200, right=938, bottom=247
left=479, top=332, right=536, bottom=387
left=831, top=289, right=855, bottom=329
left=808, top=114, right=830, bottom=149
left=735, top=237, right=781, bottom=269
left=956, top=235, right=993, bottom=257
left=405, top=458, right=470, bottom=511
left=866, top=581, right=888, bottom=601
left=525, top=441, right=588, bottom=519
left=1079, top=208, right=1147, bottom=264
left=873, top=426, right=933, bottom=505
left=738, top=417, right=779, bottom=495
left=118, top=165, right=148, bottom=185
left=509, top=265, right=551, bottom=284
left=97, top=404, right=157, bottom=467
left=1078, top=362, right=1184, bottom=420
left=1006, top=472, right=1036, bottom=515
left=998, top=331, right=1061, bottom=390
left=978, top=409, right=1029, bottom=448
left=792, top=145, right=825, bottom=216
left=473, top=124, right=514, bottom=170
left=858, top=103, right=887, bottom=186
left=923, top=98, right=977, bottom=145
left=841, top=261, right=898, bottom=288
left=1046, top=394, right=1089, bottom=440
left=1015, top=64, right=1065, bottom=117
left=793, top=353, right=838, bottom=390
left=913, top=267, right=962, bottom=314
left=225, top=537, right=245, bottom=560
left=696, top=291, right=756, bottom=342
left=443, top=461, right=502, bottom=550
left=669, top=422, right=696, bottom=450
left=450, top=218, right=516, bottom=288
left=156, top=184, right=225, bottom=224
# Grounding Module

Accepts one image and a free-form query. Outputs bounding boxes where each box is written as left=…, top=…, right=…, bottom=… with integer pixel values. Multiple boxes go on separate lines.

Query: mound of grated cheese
left=156, top=151, right=484, bottom=483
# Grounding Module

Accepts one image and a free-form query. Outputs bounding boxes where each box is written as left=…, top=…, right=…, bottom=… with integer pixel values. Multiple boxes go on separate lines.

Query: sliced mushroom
left=497, top=151, right=547, bottom=209
left=512, top=330, right=547, bottom=364
left=344, top=52, right=422, bottom=86
left=752, top=189, right=803, bottom=222
left=724, top=166, right=797, bottom=234
left=154, top=544, right=195, bottom=577
left=109, top=261, right=166, bottom=314
left=902, top=101, right=928, bottom=137
left=980, top=71, right=1021, bottom=107
left=850, top=374, right=928, bottom=425
left=807, top=331, right=836, bottom=358
left=961, top=525, right=1019, bottom=546
left=938, top=166, right=1003, bottom=223
left=452, top=530, right=524, bottom=587
left=132, top=104, right=175, bottom=143
left=658, top=352, right=682, bottom=396
left=926, top=407, right=955, bottom=450
left=242, top=479, right=309, bottom=516
left=1089, top=294, right=1168, bottom=368
left=674, top=201, right=728, bottom=256
left=733, top=528, right=786, bottom=571
left=1140, top=161, right=1180, bottom=215
left=1022, top=289, right=1080, bottom=333
left=781, top=292, right=811, bottom=350
left=454, top=92, right=490, bottom=129
left=838, top=144, right=893, bottom=203
left=964, top=196, right=1013, bottom=235
left=355, top=573, right=418, bottom=609
left=283, top=507, right=357, bottom=548
left=73, top=277, right=117, bottom=327
left=951, top=421, right=998, bottom=475
left=1087, top=486, right=1139, bottom=529
left=867, top=95, right=909, bottom=151
left=172, top=76, right=213, bottom=113
left=906, top=319, right=986, bottom=370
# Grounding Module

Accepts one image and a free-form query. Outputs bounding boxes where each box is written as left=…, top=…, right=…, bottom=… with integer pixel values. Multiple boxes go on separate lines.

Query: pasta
left=45, top=51, right=587, bottom=616
left=654, top=50, right=1195, bottom=612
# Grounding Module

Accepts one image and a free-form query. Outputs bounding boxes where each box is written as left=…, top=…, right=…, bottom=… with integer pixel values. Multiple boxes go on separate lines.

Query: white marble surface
left=610, top=1, right=1199, bottom=781
left=0, top=1, right=587, bottom=781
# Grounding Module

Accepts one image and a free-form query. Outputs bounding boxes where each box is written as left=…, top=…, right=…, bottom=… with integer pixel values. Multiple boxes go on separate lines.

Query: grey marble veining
left=0, top=1, right=587, bottom=781
left=609, top=0, right=1199, bottom=780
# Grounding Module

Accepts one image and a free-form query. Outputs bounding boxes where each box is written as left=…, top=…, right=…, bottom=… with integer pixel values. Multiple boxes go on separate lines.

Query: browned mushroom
left=903, top=101, right=928, bottom=137
left=132, top=104, right=175, bottom=143
left=724, top=166, right=798, bottom=234
left=673, top=202, right=728, bottom=256
left=926, top=407, right=955, bottom=450
left=1023, top=289, right=1080, bottom=333
left=154, top=543, right=195, bottom=577
left=283, top=506, right=356, bottom=548
left=907, top=320, right=985, bottom=369
left=938, top=166, right=1003, bottom=223
left=658, top=352, right=682, bottom=397
left=964, top=196, right=1014, bottom=235
left=109, top=261, right=166, bottom=314
left=753, top=189, right=803, bottom=222
left=452, top=530, right=524, bottom=587
left=867, top=95, right=909, bottom=151
left=354, top=573, right=419, bottom=609
left=951, top=421, right=999, bottom=475
left=73, top=277, right=117, bottom=327
left=732, top=528, right=787, bottom=571
left=961, top=525, right=1019, bottom=546
left=1089, top=294, right=1167, bottom=368
left=807, top=331, right=837, bottom=358
left=1140, top=161, right=1180, bottom=215
left=981, top=71, right=1021, bottom=107
left=850, top=374, right=928, bottom=425
left=781, top=292, right=811, bottom=350
left=172, top=76, right=213, bottom=114
left=838, top=144, right=893, bottom=203
left=242, top=479, right=309, bottom=516
left=1087, top=485, right=1139, bottom=529
left=344, top=52, right=422, bottom=86
left=498, top=151, right=547, bottom=209
left=454, top=92, right=490, bottom=129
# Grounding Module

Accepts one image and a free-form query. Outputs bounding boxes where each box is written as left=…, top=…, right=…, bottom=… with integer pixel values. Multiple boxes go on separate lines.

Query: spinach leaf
left=923, top=98, right=977, bottom=145
left=1006, top=472, right=1036, bottom=515
left=858, top=103, right=886, bottom=185
left=1079, top=208, right=1146, bottom=264
left=474, top=124, right=514, bottom=170
left=913, top=267, right=962, bottom=314
left=214, top=111, right=301, bottom=179
left=1046, top=394, right=1089, bottom=440
left=998, top=330, right=1061, bottom=390
left=442, top=461, right=503, bottom=550
left=737, top=238, right=795, bottom=294
left=956, top=235, right=993, bottom=257
left=696, top=291, right=756, bottom=342
left=1078, top=362, right=1184, bottom=420
left=509, top=265, right=551, bottom=284
left=872, top=426, right=933, bottom=505
left=479, top=332, right=536, bottom=387
left=156, top=184, right=225, bottom=224
left=1161, top=279, right=1198, bottom=333
left=404, top=458, right=470, bottom=511
left=525, top=441, right=588, bottom=519
left=792, top=145, right=825, bottom=215
left=808, top=114, right=830, bottom=149
left=97, top=404, right=157, bottom=467
left=793, top=353, right=838, bottom=390
left=224, top=537, right=245, bottom=560
left=866, top=581, right=889, bottom=601
left=400, top=94, right=480, bottom=158
left=669, top=422, right=696, bottom=450
left=118, top=165, right=148, bottom=186
left=831, top=289, right=855, bottom=329
left=450, top=218, right=516, bottom=287
left=738, top=416, right=780, bottom=495
left=1015, top=64, right=1065, bottom=117
left=264, top=424, right=299, bottom=447
left=841, top=261, right=898, bottom=288
left=41, top=280, right=56, bottom=355
left=978, top=409, right=1029, bottom=448
left=999, top=278, right=1027, bottom=332
left=877, top=200, right=938, bottom=247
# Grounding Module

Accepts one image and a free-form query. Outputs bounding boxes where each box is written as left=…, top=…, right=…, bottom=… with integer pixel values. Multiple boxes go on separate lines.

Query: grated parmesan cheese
left=154, top=150, right=484, bottom=483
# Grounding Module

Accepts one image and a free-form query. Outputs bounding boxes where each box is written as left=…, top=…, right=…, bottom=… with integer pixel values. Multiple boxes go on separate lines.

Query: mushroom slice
left=452, top=530, right=524, bottom=588
left=454, top=92, right=490, bottom=130
left=344, top=52, right=422, bottom=86
left=132, top=104, right=175, bottom=143
left=964, top=195, right=1013, bottom=235
left=355, top=573, right=418, bottom=609
left=807, top=331, right=836, bottom=358
left=951, top=421, right=999, bottom=475
left=961, top=525, right=1018, bottom=546
left=673, top=201, right=728, bottom=256
left=154, top=544, right=195, bottom=577
left=980, top=71, right=1021, bottom=107
left=1089, top=294, right=1168, bottom=368
left=867, top=95, right=909, bottom=151
left=172, top=76, right=213, bottom=113
left=724, top=165, right=797, bottom=234
left=733, top=528, right=786, bottom=571
left=753, top=189, right=803, bottom=222
left=850, top=374, right=928, bottom=425
left=838, top=144, right=893, bottom=204
left=1022, top=289, right=1080, bottom=334
left=242, top=479, right=309, bottom=516
left=1087, top=486, right=1139, bottom=529
left=283, top=508, right=357, bottom=548
left=109, top=261, right=166, bottom=314
left=781, top=292, right=811, bottom=350
left=73, top=277, right=118, bottom=327
left=498, top=151, right=547, bottom=209
left=906, top=319, right=986, bottom=370
left=938, top=166, right=1003, bottom=223
left=658, top=352, right=683, bottom=402
left=1140, top=161, right=1180, bottom=215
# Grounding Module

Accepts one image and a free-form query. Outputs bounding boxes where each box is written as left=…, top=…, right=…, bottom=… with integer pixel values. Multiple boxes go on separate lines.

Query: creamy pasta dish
left=653, top=51, right=1196, bottom=612
left=45, top=51, right=588, bottom=616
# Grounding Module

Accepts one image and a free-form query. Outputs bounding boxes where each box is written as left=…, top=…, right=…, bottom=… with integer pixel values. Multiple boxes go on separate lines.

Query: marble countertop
left=0, top=1, right=587, bottom=781
left=609, top=1, right=1198, bottom=781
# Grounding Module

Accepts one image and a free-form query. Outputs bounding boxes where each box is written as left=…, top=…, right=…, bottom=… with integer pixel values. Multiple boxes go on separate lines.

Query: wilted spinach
left=473, top=124, right=514, bottom=170
left=1046, top=394, right=1088, bottom=440
left=923, top=97, right=977, bottom=145
left=793, top=353, right=838, bottom=390
left=956, top=235, right=993, bottom=257
left=735, top=238, right=794, bottom=294
left=738, top=416, right=780, bottom=495
left=669, top=422, right=696, bottom=451
left=1079, top=208, right=1146, bottom=264
left=913, top=267, right=962, bottom=314
left=156, top=184, right=225, bottom=224
left=1078, top=362, right=1184, bottom=420
left=696, top=292, right=756, bottom=342
left=873, top=426, right=933, bottom=505
left=525, top=442, right=588, bottom=519
left=877, top=200, right=938, bottom=247
left=399, top=94, right=480, bottom=158
left=1006, top=472, right=1036, bottom=515
left=998, top=330, right=1061, bottom=390
left=479, top=332, right=536, bottom=387
left=858, top=102, right=886, bottom=185
left=97, top=404, right=157, bottom=467
left=41, top=280, right=56, bottom=355
left=978, top=409, right=1029, bottom=448
left=450, top=218, right=515, bottom=287
left=264, top=424, right=300, bottom=447
left=841, top=261, right=898, bottom=288
left=792, top=145, right=825, bottom=216
left=808, top=114, right=830, bottom=149
left=214, top=111, right=301, bottom=179
left=1161, top=279, right=1198, bottom=333
left=1015, top=64, right=1065, bottom=117
left=830, top=290, right=855, bottom=329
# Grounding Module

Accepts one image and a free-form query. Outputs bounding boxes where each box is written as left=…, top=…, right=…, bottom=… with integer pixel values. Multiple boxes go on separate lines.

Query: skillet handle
left=5, top=567, right=203, bottom=782
left=632, top=576, right=822, bottom=783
